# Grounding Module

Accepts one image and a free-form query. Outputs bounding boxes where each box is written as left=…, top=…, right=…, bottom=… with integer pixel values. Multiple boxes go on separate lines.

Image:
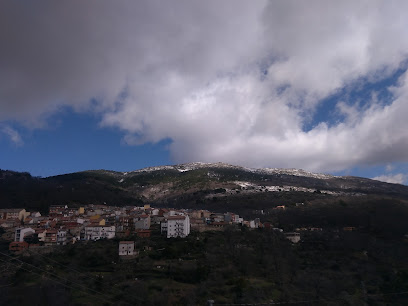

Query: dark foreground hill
left=2, top=219, right=408, bottom=305
left=1, top=162, right=408, bottom=215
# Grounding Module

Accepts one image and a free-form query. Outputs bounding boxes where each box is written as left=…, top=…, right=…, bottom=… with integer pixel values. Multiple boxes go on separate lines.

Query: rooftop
left=167, top=216, right=186, bottom=220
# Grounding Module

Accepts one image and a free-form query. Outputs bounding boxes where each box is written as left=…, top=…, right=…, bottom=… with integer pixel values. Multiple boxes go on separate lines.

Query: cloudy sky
left=1, top=1, right=408, bottom=184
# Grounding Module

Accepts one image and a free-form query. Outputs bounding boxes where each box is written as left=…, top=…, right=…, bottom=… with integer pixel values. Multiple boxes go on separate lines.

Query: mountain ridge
left=1, top=163, right=408, bottom=214
left=84, top=162, right=337, bottom=180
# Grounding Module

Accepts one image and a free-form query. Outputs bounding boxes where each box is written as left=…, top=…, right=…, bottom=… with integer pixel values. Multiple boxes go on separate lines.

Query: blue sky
left=0, top=110, right=172, bottom=177
left=1, top=1, right=408, bottom=184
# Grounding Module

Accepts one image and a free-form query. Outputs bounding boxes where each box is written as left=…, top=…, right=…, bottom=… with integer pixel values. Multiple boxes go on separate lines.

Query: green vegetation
left=2, top=198, right=408, bottom=305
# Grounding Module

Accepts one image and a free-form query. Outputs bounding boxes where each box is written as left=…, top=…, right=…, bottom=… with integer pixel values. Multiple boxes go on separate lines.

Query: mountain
left=1, top=162, right=408, bottom=214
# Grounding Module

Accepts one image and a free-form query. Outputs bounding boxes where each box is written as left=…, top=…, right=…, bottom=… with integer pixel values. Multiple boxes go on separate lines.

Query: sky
left=1, top=1, right=408, bottom=184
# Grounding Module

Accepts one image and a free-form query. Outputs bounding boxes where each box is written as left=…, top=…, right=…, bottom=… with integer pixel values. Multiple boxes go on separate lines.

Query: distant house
left=64, top=207, right=78, bottom=217
left=224, top=212, right=241, bottom=223
left=133, top=214, right=150, bottom=230
left=118, top=216, right=133, bottom=231
left=77, top=217, right=86, bottom=224
left=49, top=205, right=66, bottom=215
left=44, top=229, right=58, bottom=246
left=119, top=241, right=135, bottom=256
left=285, top=232, right=301, bottom=243
left=143, top=204, right=150, bottom=210
left=136, top=230, right=151, bottom=238
left=198, top=221, right=227, bottom=232
left=24, top=217, right=33, bottom=224
left=158, top=208, right=168, bottom=217
left=36, top=228, right=46, bottom=243
left=57, top=229, right=67, bottom=245
left=249, top=218, right=261, bottom=229
left=310, top=227, right=323, bottom=232
left=84, top=225, right=116, bottom=241
left=189, top=210, right=211, bottom=219
left=161, top=215, right=190, bottom=238
left=15, top=227, right=35, bottom=242
left=0, top=219, right=19, bottom=229
left=0, top=208, right=29, bottom=221
left=65, top=225, right=82, bottom=241
left=9, top=241, right=29, bottom=253
left=31, top=211, right=41, bottom=218
left=89, top=215, right=106, bottom=226
left=210, top=213, right=225, bottom=223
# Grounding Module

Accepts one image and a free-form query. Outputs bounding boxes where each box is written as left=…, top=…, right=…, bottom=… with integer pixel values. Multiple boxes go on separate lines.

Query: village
left=1, top=202, right=405, bottom=305
left=0, top=205, right=304, bottom=256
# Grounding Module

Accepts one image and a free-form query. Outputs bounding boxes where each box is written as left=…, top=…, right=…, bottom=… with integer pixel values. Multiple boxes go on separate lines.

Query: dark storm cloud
left=1, top=0, right=408, bottom=172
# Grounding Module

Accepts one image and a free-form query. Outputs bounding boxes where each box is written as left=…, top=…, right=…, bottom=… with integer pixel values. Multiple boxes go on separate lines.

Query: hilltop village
left=0, top=205, right=300, bottom=254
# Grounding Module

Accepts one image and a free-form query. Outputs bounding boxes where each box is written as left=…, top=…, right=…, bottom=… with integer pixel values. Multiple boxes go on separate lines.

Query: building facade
left=119, top=241, right=135, bottom=256
left=84, top=225, right=116, bottom=241
left=161, top=215, right=190, bottom=238
left=15, top=227, right=35, bottom=242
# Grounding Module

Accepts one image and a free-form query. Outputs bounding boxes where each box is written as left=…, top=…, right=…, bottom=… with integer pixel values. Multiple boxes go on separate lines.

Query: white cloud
left=386, top=164, right=395, bottom=172
left=1, top=126, right=23, bottom=146
left=1, top=1, right=408, bottom=172
left=372, top=173, right=406, bottom=185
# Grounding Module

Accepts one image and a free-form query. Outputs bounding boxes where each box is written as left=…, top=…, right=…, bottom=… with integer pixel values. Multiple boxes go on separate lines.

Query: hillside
left=2, top=164, right=408, bottom=305
left=1, top=163, right=408, bottom=214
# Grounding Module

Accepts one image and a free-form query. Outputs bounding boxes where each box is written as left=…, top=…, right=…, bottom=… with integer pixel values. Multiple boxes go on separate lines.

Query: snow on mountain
left=128, top=162, right=336, bottom=179
left=258, top=168, right=336, bottom=180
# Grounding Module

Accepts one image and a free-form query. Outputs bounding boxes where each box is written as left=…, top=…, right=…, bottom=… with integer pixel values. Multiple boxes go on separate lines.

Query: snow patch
left=234, top=181, right=256, bottom=188
left=130, top=162, right=337, bottom=179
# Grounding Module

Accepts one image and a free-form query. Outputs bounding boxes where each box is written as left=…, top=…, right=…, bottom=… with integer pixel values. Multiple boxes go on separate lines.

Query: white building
left=57, top=229, right=67, bottom=245
left=224, top=212, right=240, bottom=223
left=84, top=225, right=116, bottom=241
left=31, top=211, right=41, bottom=218
left=249, top=218, right=261, bottom=229
left=15, top=227, right=35, bottom=242
left=119, top=241, right=135, bottom=256
left=161, top=215, right=190, bottom=238
left=284, top=232, right=301, bottom=243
